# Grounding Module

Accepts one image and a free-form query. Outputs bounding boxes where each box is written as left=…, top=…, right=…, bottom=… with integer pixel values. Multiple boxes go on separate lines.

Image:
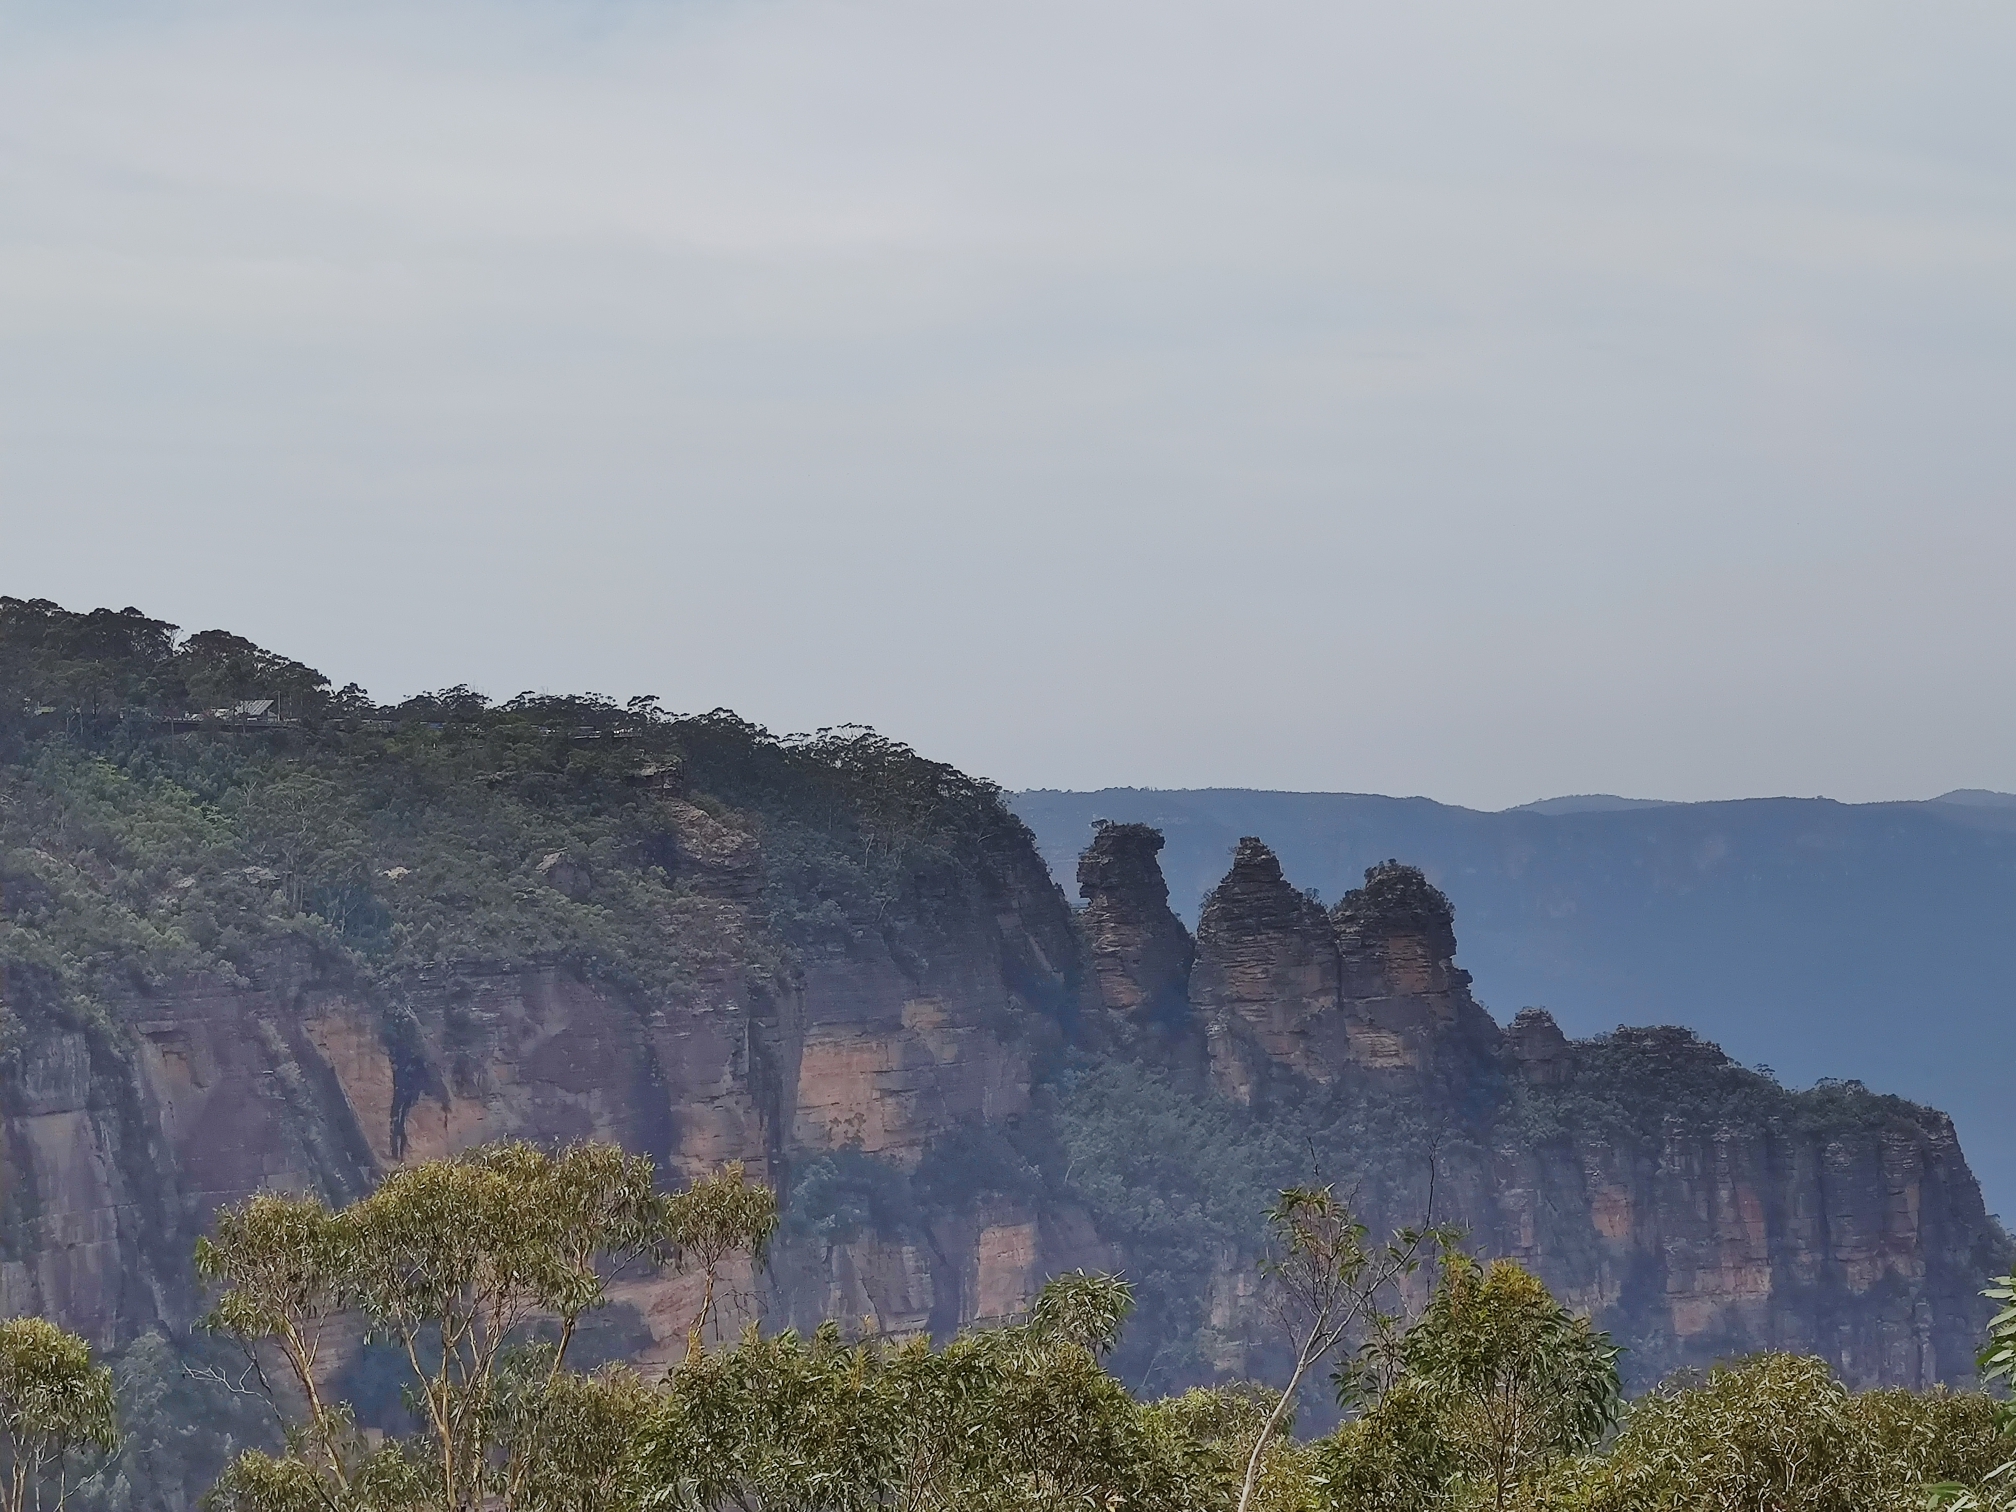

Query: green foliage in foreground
left=196, top=1143, right=776, bottom=1512
left=153, top=1144, right=2016, bottom=1511
left=6, top=1139, right=2016, bottom=1512
left=1555, top=1355, right=2003, bottom=1512
left=0, top=1317, right=117, bottom=1512
left=1320, top=1256, right=1622, bottom=1512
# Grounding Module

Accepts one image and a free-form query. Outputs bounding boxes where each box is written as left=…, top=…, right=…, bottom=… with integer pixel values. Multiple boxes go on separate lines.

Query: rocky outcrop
left=1190, top=841, right=1499, bottom=1095
left=0, top=787, right=1999, bottom=1423
left=1125, top=837, right=2003, bottom=1391
left=1329, top=860, right=1501, bottom=1074
left=1076, top=822, right=1193, bottom=1025
left=1504, top=1005, right=1570, bottom=1081
left=1191, top=838, right=1340, bottom=1098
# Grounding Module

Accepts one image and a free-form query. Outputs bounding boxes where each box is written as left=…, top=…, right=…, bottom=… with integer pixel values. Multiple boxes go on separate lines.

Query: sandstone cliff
left=0, top=779, right=1090, bottom=1376
left=1139, top=835, right=2002, bottom=1391
left=1076, top=822, right=1193, bottom=1028
left=0, top=598, right=2003, bottom=1506
left=1, top=797, right=2001, bottom=1406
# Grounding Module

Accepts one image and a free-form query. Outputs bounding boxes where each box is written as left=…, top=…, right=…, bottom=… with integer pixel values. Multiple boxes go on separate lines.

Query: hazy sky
left=5, top=1, right=2013, bottom=809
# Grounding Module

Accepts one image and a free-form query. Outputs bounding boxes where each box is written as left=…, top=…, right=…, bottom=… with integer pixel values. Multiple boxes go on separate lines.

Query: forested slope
left=0, top=597, right=2005, bottom=1508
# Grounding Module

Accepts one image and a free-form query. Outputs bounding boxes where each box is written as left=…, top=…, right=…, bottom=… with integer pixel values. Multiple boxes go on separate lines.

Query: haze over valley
left=1014, top=786, right=2016, bottom=1216
left=5, top=1, right=2016, bottom=1505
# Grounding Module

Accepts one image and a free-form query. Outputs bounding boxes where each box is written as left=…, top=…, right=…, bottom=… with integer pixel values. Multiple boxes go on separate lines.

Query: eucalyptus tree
left=1318, top=1256, right=1618, bottom=1512
left=1939, top=1272, right=2016, bottom=1512
left=665, top=1162, right=779, bottom=1359
left=1236, top=1185, right=1450, bottom=1512
left=0, top=1318, right=116, bottom=1512
left=638, top=1268, right=1212, bottom=1512
left=198, top=1142, right=775, bottom=1512
left=1557, top=1352, right=2001, bottom=1512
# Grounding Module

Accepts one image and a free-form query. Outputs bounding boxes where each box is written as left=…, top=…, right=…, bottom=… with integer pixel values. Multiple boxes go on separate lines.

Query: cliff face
left=1473, top=1019, right=1995, bottom=1387
left=0, top=778, right=1093, bottom=1371
left=0, top=662, right=2000, bottom=1439
left=1151, top=836, right=2000, bottom=1390
left=1, top=818, right=2000, bottom=1403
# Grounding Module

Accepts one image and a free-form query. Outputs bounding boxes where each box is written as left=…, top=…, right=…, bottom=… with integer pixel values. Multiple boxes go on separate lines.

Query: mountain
left=1010, top=787, right=2016, bottom=1218
left=0, top=598, right=2006, bottom=1503
left=1509, top=795, right=1674, bottom=815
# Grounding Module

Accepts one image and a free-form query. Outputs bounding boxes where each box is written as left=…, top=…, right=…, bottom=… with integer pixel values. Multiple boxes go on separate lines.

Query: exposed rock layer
left=1076, top=822, right=1193, bottom=1025
left=1182, top=838, right=2000, bottom=1389
left=0, top=818, right=1999, bottom=1400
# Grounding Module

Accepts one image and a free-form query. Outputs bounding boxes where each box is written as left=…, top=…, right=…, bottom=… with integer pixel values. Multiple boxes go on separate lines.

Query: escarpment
left=0, top=790, right=2002, bottom=1404
left=1081, top=834, right=2004, bottom=1391
left=0, top=597, right=2002, bottom=1454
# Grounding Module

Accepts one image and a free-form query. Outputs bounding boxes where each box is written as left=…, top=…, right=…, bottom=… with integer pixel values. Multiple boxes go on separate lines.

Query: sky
left=4, top=0, right=2014, bottom=810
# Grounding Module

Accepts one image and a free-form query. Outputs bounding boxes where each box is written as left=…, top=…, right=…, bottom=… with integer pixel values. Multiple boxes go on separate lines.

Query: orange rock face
left=0, top=807, right=1997, bottom=1401
left=0, top=790, right=1086, bottom=1363
left=1171, top=840, right=2001, bottom=1389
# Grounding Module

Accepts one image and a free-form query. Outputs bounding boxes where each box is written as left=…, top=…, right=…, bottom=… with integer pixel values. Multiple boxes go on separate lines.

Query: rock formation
left=1189, top=841, right=1500, bottom=1095
left=1330, top=858, right=1504, bottom=1076
left=1076, top=821, right=1194, bottom=1025
left=0, top=752, right=2000, bottom=1438
left=1190, top=837, right=1341, bottom=1098
left=1117, top=838, right=2003, bottom=1390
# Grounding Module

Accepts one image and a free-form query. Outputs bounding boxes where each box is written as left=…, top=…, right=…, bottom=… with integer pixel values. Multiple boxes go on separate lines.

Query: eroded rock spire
left=1076, top=821, right=1195, bottom=1024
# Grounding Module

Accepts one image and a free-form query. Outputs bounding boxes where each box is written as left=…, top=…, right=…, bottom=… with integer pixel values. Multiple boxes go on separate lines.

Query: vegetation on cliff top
left=4, top=598, right=2002, bottom=1509
left=0, top=596, right=1047, bottom=1037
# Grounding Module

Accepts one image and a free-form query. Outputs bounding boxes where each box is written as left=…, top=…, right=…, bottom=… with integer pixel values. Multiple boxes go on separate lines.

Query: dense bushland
left=0, top=596, right=1050, bottom=1032
left=6, top=1139, right=2013, bottom=1512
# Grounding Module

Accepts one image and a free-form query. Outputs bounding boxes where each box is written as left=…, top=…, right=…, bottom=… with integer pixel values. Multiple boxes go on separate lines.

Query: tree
left=197, top=1143, right=775, bottom=1512
left=1396, top=1256, right=1618, bottom=1509
left=341, top=1142, right=668, bottom=1511
left=1923, top=1268, right=2016, bottom=1512
left=491, top=1365, right=655, bottom=1512
left=642, top=1323, right=906, bottom=1512
left=0, top=1318, right=117, bottom=1512
left=664, top=1163, right=778, bottom=1359
left=194, top=1191, right=355, bottom=1490
left=1143, top=1383, right=1315, bottom=1512
left=1022, top=1270, right=1134, bottom=1358
left=1236, top=1186, right=1448, bottom=1512
left=1312, top=1376, right=1454, bottom=1512
left=1553, top=1352, right=2002, bottom=1512
left=236, top=774, right=368, bottom=919
left=637, top=1270, right=1209, bottom=1512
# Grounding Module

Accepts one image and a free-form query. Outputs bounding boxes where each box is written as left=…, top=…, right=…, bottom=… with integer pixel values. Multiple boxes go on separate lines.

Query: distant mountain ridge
left=0, top=593, right=2001, bottom=1492
left=1009, top=787, right=2016, bottom=1217
left=1510, top=794, right=1674, bottom=815
left=1936, top=789, right=2016, bottom=809
left=1509, top=788, right=2016, bottom=815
